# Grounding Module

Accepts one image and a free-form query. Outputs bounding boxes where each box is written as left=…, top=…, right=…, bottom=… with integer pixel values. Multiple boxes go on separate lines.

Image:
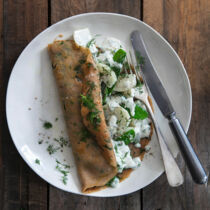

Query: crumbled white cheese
left=97, top=63, right=117, bottom=88
left=114, top=74, right=137, bottom=92
left=73, top=28, right=98, bottom=54
left=108, top=115, right=118, bottom=137
left=134, top=143, right=141, bottom=148
left=130, top=118, right=151, bottom=141
left=109, top=176, right=120, bottom=188
left=112, top=140, right=141, bottom=173
left=97, top=51, right=122, bottom=68
left=73, top=28, right=92, bottom=46
left=100, top=37, right=123, bottom=51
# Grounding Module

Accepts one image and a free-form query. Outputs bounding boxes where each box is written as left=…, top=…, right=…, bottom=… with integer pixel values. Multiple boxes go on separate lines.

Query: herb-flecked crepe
left=48, top=39, right=153, bottom=193
left=48, top=40, right=117, bottom=193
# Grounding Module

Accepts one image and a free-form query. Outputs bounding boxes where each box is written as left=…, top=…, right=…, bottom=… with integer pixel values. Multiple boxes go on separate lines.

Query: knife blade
left=130, top=30, right=207, bottom=184
left=130, top=31, right=174, bottom=118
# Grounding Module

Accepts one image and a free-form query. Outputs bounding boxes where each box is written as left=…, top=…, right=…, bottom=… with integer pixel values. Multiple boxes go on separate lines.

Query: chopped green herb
left=140, top=148, right=146, bottom=154
left=38, top=139, right=43, bottom=144
left=56, top=159, right=70, bottom=169
left=55, top=160, right=70, bottom=185
left=114, top=145, right=118, bottom=153
left=113, top=49, right=126, bottom=63
left=106, top=176, right=118, bottom=187
left=74, top=64, right=81, bottom=72
left=87, top=111, right=101, bottom=129
left=81, top=94, right=95, bottom=109
left=80, top=128, right=91, bottom=142
left=59, top=41, right=64, bottom=45
left=79, top=58, right=86, bottom=64
left=35, top=159, right=40, bottom=165
left=54, top=137, right=69, bottom=148
left=86, top=38, right=95, bottom=48
left=47, top=144, right=60, bottom=155
left=87, top=81, right=96, bottom=93
left=43, top=121, right=52, bottom=129
left=133, top=105, right=148, bottom=120
left=111, top=66, right=121, bottom=78
left=62, top=176, right=68, bottom=185
left=136, top=80, right=143, bottom=88
left=116, top=129, right=135, bottom=145
left=87, top=63, right=93, bottom=68
left=55, top=117, right=58, bottom=121
left=124, top=152, right=128, bottom=158
left=102, top=83, right=116, bottom=105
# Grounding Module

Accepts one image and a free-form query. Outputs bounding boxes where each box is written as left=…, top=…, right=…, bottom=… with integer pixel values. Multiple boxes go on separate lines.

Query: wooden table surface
left=0, top=0, right=209, bottom=209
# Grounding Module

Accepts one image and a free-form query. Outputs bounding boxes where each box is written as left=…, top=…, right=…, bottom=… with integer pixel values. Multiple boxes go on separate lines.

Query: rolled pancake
left=80, top=53, right=117, bottom=168
left=48, top=40, right=117, bottom=193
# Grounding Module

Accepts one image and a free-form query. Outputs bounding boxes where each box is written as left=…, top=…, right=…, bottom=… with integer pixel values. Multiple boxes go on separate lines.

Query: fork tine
left=129, top=51, right=141, bottom=81
left=125, top=55, right=132, bottom=74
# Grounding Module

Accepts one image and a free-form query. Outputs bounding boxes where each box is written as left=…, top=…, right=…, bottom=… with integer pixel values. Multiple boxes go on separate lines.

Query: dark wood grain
left=1, top=0, right=48, bottom=209
left=143, top=0, right=210, bottom=209
left=51, top=0, right=141, bottom=24
left=49, top=1, right=142, bottom=209
left=0, top=0, right=4, bottom=209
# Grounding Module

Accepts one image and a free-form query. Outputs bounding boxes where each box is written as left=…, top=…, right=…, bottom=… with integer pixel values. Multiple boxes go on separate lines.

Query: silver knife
left=131, top=31, right=207, bottom=184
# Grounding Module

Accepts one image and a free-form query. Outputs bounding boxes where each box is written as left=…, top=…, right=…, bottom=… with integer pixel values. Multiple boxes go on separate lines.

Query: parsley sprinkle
left=106, top=176, right=118, bottom=187
left=54, top=137, right=69, bottom=148
left=43, top=121, right=52, bottom=129
left=86, top=38, right=95, bottom=48
left=81, top=94, right=95, bottom=109
left=56, top=160, right=70, bottom=185
left=35, top=159, right=40, bottom=165
left=74, top=64, right=81, bottom=73
left=116, top=130, right=135, bottom=145
left=87, top=111, right=101, bottom=129
left=47, top=144, right=60, bottom=155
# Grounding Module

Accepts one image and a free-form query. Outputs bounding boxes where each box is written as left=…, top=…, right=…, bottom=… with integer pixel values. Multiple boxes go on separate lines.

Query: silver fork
left=124, top=53, right=184, bottom=187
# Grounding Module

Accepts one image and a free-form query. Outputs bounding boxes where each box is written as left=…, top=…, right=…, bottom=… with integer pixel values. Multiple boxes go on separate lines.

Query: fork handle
left=168, top=113, right=208, bottom=184
left=145, top=101, right=184, bottom=186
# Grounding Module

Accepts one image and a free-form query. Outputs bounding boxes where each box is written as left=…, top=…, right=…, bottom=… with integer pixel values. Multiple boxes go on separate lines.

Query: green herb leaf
left=102, top=83, right=116, bottom=105
left=113, top=49, right=126, bottom=63
left=116, top=129, right=135, bottom=145
left=35, top=159, right=40, bottom=165
left=111, top=66, right=121, bottom=78
left=133, top=105, right=148, bottom=120
left=74, top=64, right=81, bottom=73
left=87, top=111, right=101, bottom=129
left=56, top=159, right=70, bottom=169
left=80, top=128, right=91, bottom=142
left=43, top=121, right=52, bottom=129
left=106, top=176, right=118, bottom=187
left=47, top=144, right=60, bottom=155
left=86, top=38, right=95, bottom=48
left=81, top=94, right=95, bottom=109
left=54, top=137, right=69, bottom=148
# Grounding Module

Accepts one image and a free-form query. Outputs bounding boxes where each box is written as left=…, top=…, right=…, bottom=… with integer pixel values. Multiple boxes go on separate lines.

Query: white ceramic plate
left=6, top=13, right=192, bottom=197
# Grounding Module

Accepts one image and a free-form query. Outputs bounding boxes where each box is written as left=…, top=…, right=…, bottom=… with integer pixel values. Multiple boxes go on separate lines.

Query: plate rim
left=6, top=12, right=192, bottom=197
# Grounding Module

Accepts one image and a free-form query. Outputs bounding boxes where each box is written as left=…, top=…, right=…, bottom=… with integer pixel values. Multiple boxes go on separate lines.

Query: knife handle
left=168, top=113, right=208, bottom=184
